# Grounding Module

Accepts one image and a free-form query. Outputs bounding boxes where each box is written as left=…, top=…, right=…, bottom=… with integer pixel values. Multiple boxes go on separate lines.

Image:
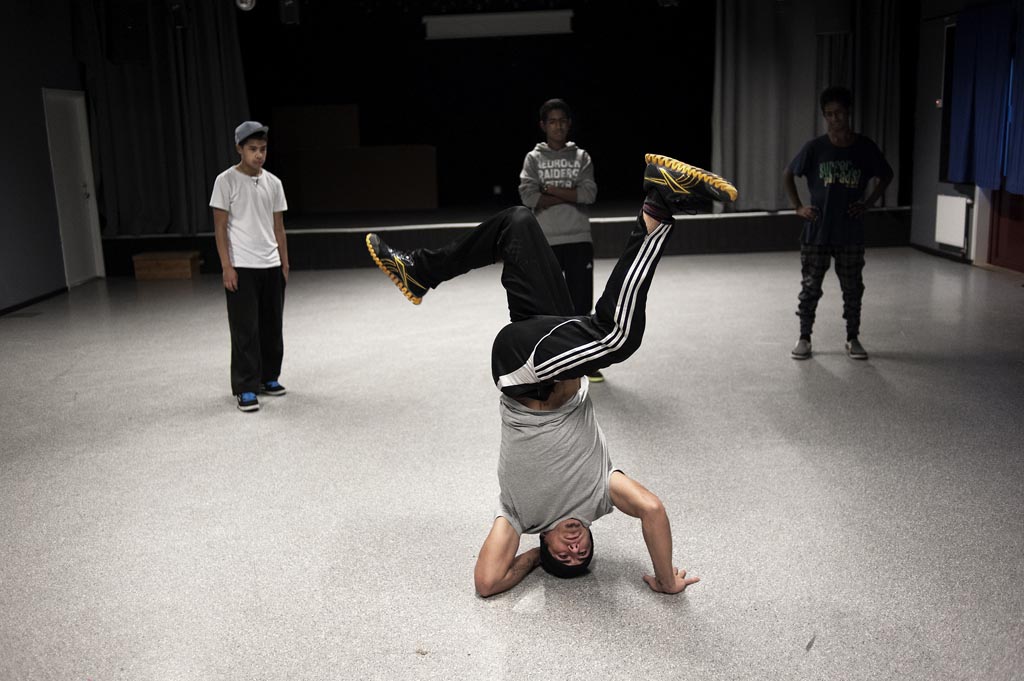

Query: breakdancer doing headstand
left=366, top=154, right=737, bottom=597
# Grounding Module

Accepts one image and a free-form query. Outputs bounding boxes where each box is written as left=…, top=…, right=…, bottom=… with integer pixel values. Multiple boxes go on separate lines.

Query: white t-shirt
left=209, top=167, right=288, bottom=268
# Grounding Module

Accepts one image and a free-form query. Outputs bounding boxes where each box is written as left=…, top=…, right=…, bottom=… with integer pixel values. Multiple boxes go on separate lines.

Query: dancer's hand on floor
left=643, top=567, right=700, bottom=594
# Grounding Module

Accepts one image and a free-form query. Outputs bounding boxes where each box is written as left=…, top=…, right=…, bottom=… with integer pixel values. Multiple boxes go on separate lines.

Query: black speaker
left=279, top=0, right=300, bottom=25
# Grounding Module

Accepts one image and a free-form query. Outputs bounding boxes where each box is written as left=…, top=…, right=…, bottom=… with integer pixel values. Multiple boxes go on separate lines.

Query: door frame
left=42, top=88, right=105, bottom=286
left=970, top=186, right=992, bottom=266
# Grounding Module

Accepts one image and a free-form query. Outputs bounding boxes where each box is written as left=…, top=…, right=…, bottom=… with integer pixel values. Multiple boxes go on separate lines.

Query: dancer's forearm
left=640, top=503, right=675, bottom=586
left=477, top=548, right=540, bottom=597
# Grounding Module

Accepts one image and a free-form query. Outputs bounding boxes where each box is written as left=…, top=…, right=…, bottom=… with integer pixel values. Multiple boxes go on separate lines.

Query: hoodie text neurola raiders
left=518, top=142, right=598, bottom=246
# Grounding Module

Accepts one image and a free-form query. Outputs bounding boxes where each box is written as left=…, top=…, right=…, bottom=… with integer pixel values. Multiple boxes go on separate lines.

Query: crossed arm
left=518, top=153, right=597, bottom=212
left=473, top=471, right=698, bottom=597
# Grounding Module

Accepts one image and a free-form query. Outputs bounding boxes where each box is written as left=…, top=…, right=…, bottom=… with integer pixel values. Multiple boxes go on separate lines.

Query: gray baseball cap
left=234, top=121, right=269, bottom=144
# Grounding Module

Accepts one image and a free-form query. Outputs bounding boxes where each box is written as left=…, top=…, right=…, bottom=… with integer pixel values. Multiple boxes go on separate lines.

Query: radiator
left=935, top=194, right=971, bottom=249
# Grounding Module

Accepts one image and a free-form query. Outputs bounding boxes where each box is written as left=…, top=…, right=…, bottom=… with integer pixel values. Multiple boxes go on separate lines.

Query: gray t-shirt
left=495, top=379, right=616, bottom=535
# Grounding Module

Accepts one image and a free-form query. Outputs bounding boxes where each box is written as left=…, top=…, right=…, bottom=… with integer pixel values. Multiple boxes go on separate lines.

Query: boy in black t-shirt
left=783, top=86, right=893, bottom=360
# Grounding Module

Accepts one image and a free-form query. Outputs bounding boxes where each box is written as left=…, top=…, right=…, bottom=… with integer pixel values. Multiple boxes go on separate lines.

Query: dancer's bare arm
left=474, top=517, right=540, bottom=597
left=609, top=471, right=700, bottom=595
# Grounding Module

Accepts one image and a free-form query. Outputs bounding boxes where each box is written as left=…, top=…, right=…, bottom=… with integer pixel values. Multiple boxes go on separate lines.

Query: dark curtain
left=854, top=0, right=901, bottom=206
left=948, top=3, right=1014, bottom=190
left=712, top=0, right=819, bottom=212
left=947, top=9, right=977, bottom=184
left=1007, top=2, right=1024, bottom=195
left=72, top=0, right=249, bottom=236
left=816, top=33, right=853, bottom=132
left=712, top=0, right=901, bottom=212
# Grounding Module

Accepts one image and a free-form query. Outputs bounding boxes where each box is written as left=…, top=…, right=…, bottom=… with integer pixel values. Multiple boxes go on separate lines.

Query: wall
left=236, top=3, right=717, bottom=211
left=0, top=0, right=82, bottom=312
left=101, top=208, right=910, bottom=276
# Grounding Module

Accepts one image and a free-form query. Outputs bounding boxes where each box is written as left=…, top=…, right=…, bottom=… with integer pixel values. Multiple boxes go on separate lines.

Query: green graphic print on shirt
left=819, top=160, right=861, bottom=189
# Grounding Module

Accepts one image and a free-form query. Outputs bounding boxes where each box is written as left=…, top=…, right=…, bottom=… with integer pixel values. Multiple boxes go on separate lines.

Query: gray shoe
left=846, top=338, right=868, bottom=360
left=791, top=338, right=812, bottom=360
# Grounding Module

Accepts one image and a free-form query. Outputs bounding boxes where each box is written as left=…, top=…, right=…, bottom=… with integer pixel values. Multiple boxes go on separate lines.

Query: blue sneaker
left=236, top=392, right=259, bottom=412
left=260, top=380, right=287, bottom=396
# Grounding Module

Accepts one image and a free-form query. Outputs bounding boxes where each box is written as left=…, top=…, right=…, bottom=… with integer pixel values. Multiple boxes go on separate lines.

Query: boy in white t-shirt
left=210, top=121, right=290, bottom=412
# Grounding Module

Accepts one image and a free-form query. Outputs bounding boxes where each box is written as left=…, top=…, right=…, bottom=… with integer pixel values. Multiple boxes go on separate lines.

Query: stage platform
left=101, top=203, right=911, bottom=276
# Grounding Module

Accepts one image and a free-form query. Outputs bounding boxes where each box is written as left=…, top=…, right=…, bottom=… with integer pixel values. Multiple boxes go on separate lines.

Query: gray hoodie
left=518, top=142, right=598, bottom=246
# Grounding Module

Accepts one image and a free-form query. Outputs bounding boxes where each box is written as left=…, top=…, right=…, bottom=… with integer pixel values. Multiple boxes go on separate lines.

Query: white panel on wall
left=935, top=194, right=970, bottom=248
left=423, top=10, right=572, bottom=39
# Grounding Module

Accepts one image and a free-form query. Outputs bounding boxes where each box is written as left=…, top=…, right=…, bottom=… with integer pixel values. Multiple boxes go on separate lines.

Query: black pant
left=796, top=244, right=865, bottom=339
left=551, top=242, right=595, bottom=316
left=414, top=206, right=673, bottom=400
left=225, top=266, right=285, bottom=395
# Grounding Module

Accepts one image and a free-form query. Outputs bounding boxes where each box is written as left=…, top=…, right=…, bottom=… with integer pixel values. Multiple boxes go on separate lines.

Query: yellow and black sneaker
left=366, top=233, right=429, bottom=305
left=643, top=154, right=738, bottom=214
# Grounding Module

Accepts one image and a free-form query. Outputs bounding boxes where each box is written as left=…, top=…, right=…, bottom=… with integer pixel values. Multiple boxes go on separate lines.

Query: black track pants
left=413, top=206, right=673, bottom=399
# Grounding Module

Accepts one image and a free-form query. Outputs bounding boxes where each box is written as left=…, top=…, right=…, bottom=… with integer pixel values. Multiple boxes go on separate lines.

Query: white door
left=42, top=88, right=105, bottom=286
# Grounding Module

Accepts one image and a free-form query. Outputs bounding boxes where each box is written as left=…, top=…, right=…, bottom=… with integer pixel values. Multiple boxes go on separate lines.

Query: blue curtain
left=948, top=9, right=978, bottom=183
left=948, top=3, right=1015, bottom=189
left=1007, top=2, right=1024, bottom=194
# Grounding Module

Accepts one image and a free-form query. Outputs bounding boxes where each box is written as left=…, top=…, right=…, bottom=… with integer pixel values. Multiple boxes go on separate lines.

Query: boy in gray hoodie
left=518, top=99, right=602, bottom=381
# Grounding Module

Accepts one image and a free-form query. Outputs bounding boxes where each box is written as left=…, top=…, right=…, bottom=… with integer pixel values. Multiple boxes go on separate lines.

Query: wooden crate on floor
left=132, top=251, right=201, bottom=280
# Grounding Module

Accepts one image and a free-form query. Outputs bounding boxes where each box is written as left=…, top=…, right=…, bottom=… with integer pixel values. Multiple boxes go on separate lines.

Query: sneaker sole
left=645, top=153, right=738, bottom=203
left=237, top=403, right=260, bottom=412
left=366, top=234, right=424, bottom=305
left=587, top=376, right=605, bottom=383
left=791, top=353, right=811, bottom=360
left=261, top=389, right=287, bottom=396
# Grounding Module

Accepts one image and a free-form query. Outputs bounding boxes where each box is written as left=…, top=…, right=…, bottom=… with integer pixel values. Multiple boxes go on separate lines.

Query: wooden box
left=132, top=251, right=201, bottom=280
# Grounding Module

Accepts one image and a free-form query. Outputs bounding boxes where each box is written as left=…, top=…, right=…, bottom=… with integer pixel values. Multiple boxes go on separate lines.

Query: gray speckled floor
left=1, top=247, right=1022, bottom=681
